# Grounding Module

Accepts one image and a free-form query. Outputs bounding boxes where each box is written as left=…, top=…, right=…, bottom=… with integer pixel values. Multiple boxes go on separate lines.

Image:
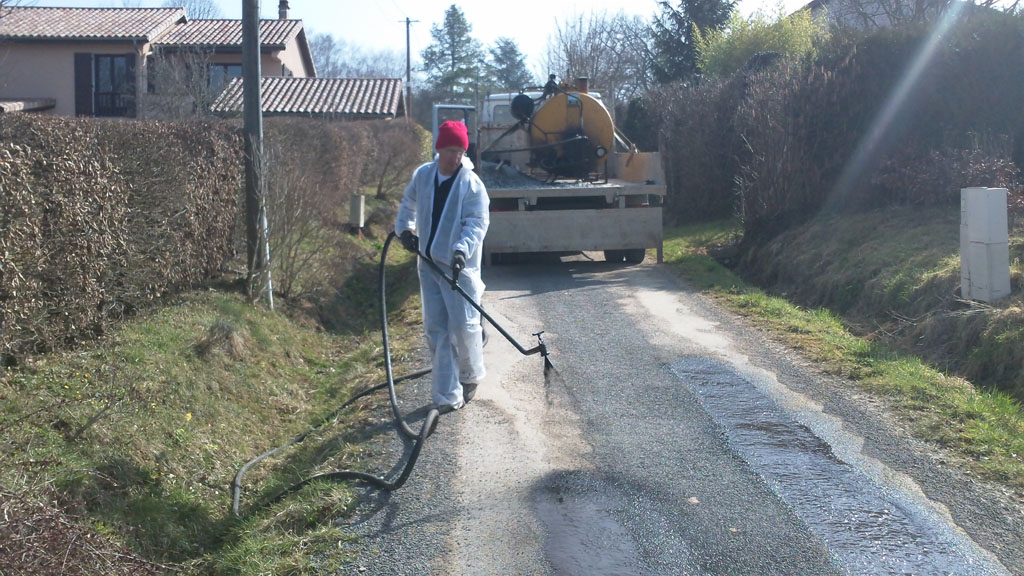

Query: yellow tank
left=528, top=91, right=614, bottom=178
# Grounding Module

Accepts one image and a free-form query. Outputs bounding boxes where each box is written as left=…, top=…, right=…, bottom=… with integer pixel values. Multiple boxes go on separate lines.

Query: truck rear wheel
left=625, top=249, right=646, bottom=264
left=604, top=250, right=624, bottom=263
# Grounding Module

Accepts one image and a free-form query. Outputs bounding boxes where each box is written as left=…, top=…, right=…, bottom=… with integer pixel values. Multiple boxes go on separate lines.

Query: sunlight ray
left=827, top=2, right=968, bottom=209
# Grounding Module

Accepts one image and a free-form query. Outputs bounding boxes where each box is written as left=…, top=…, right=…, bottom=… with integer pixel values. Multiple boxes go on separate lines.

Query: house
left=144, top=9, right=315, bottom=118
left=0, top=6, right=184, bottom=117
left=210, top=77, right=406, bottom=120
left=0, top=1, right=315, bottom=119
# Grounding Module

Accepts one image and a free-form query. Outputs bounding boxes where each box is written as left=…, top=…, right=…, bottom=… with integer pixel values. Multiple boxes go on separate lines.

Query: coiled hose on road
left=232, top=232, right=552, bottom=516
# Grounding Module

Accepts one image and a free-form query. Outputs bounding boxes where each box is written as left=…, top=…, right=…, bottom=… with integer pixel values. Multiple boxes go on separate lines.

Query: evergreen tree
left=621, top=96, right=659, bottom=152
left=487, top=38, right=535, bottom=92
left=420, top=4, right=486, bottom=104
left=651, top=0, right=735, bottom=84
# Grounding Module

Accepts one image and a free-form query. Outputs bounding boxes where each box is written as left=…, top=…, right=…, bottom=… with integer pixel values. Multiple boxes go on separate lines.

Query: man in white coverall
left=394, top=120, right=490, bottom=414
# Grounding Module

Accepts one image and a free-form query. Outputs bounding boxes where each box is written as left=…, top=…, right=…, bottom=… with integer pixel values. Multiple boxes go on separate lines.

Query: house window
left=208, top=64, right=242, bottom=93
left=94, top=54, right=135, bottom=117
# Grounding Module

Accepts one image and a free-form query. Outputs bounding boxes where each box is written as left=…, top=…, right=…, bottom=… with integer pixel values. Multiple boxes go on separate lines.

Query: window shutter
left=74, top=53, right=93, bottom=116
left=125, top=52, right=137, bottom=117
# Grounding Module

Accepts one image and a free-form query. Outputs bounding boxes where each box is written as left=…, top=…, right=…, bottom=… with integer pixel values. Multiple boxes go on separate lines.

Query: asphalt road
left=338, top=255, right=1023, bottom=575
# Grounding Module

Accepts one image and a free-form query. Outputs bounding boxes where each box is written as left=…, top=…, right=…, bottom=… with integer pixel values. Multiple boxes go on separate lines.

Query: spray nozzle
left=533, top=331, right=548, bottom=357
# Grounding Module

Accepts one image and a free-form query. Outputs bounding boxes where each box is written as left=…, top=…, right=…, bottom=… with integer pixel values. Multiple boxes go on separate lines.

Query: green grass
left=209, top=483, right=360, bottom=574
left=0, top=247, right=425, bottom=573
left=663, top=219, right=1024, bottom=491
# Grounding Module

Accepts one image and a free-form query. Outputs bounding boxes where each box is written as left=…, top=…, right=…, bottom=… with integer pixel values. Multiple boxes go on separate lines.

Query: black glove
left=451, top=250, right=466, bottom=286
left=400, top=230, right=419, bottom=254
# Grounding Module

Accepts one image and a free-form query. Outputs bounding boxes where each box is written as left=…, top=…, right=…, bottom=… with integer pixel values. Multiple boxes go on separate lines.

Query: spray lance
left=414, top=241, right=556, bottom=378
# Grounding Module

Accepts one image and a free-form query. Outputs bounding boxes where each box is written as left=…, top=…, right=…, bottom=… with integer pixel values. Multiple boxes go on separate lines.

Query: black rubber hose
left=264, top=407, right=436, bottom=498
left=265, top=409, right=437, bottom=501
left=230, top=367, right=430, bottom=515
left=380, top=232, right=421, bottom=440
left=231, top=232, right=437, bottom=515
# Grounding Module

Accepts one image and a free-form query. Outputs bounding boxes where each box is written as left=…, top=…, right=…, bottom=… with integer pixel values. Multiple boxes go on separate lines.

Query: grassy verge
left=737, top=207, right=1024, bottom=398
left=662, top=219, right=1024, bottom=492
left=0, top=245, right=424, bottom=574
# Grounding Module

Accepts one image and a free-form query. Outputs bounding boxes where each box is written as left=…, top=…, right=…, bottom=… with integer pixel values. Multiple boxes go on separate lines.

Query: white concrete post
left=960, top=187, right=1011, bottom=302
left=350, top=194, right=365, bottom=229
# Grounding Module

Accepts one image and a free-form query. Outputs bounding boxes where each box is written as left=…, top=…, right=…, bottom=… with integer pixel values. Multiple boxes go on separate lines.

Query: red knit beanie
left=436, top=120, right=469, bottom=151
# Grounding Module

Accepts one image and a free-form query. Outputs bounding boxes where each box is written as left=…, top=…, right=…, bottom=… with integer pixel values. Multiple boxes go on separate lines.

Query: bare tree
left=308, top=32, right=344, bottom=77
left=542, top=11, right=656, bottom=116
left=339, top=47, right=404, bottom=78
left=308, top=31, right=404, bottom=78
left=161, top=0, right=222, bottom=19
left=610, top=15, right=660, bottom=102
left=822, top=0, right=948, bottom=27
left=822, top=0, right=1018, bottom=29
left=0, top=0, right=19, bottom=17
left=141, top=49, right=219, bottom=119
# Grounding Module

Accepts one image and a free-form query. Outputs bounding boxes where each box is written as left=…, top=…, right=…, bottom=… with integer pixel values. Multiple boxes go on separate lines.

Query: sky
left=25, top=0, right=810, bottom=77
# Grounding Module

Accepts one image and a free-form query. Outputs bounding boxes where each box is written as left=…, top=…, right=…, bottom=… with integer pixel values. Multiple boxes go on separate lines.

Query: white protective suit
left=394, top=155, right=489, bottom=408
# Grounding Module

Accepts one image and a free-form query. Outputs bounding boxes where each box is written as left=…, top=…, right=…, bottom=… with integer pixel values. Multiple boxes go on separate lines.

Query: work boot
left=436, top=400, right=463, bottom=415
left=462, top=382, right=478, bottom=403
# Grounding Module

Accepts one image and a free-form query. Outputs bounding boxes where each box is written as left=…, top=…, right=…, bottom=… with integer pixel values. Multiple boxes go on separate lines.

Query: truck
left=432, top=76, right=666, bottom=265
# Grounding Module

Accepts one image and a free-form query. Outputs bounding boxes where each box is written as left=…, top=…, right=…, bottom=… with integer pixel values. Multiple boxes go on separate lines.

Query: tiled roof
left=0, top=7, right=185, bottom=41
left=152, top=19, right=303, bottom=49
left=211, top=77, right=405, bottom=119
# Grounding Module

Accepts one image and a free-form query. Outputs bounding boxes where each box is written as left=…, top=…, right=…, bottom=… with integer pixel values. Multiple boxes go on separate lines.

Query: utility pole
left=242, top=0, right=273, bottom=308
left=401, top=17, right=418, bottom=120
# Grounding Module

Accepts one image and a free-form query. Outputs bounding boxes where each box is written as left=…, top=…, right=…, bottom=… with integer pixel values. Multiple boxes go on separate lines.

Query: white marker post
left=960, top=187, right=1011, bottom=302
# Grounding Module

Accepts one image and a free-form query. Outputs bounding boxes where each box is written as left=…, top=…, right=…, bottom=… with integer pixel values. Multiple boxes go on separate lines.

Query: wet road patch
left=532, top=470, right=643, bottom=575
left=671, top=356, right=1008, bottom=576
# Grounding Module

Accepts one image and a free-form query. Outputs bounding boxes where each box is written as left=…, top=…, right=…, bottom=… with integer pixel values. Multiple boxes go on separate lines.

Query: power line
left=369, top=0, right=394, bottom=22
left=388, top=0, right=406, bottom=19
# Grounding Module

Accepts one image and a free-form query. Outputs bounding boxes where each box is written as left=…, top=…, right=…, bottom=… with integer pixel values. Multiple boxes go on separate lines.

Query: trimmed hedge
left=0, top=115, right=241, bottom=361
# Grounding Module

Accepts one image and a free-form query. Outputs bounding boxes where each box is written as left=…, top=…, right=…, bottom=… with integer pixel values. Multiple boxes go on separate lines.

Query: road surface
left=338, top=255, right=1023, bottom=575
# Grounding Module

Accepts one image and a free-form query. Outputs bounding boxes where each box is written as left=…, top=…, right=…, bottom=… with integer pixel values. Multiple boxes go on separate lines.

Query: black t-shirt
left=426, top=164, right=461, bottom=260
